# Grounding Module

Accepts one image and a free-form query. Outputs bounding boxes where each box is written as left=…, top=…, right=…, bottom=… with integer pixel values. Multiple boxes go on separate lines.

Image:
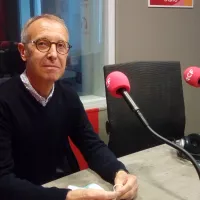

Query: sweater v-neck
left=17, top=76, right=58, bottom=110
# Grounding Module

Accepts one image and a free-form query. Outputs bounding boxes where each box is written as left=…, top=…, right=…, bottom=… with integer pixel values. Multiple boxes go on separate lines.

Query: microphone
left=183, top=66, right=200, bottom=87
left=106, top=71, right=200, bottom=180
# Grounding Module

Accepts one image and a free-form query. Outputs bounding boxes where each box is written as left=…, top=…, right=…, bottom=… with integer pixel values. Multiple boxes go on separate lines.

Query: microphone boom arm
left=118, top=88, right=200, bottom=180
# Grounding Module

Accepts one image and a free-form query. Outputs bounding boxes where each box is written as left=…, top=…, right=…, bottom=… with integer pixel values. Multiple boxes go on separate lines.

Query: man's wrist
left=65, top=189, right=72, bottom=200
left=115, top=169, right=129, bottom=177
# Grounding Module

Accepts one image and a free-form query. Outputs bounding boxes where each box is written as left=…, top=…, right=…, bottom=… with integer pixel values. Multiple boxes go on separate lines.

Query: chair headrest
left=0, top=41, right=18, bottom=51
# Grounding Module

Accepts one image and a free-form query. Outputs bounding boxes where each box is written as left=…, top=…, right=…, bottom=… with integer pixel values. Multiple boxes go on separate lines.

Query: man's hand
left=114, top=170, right=138, bottom=200
left=66, top=188, right=117, bottom=200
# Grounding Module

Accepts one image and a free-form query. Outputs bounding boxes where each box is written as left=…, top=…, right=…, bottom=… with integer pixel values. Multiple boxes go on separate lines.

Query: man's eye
left=38, top=41, right=48, bottom=46
left=58, top=43, right=66, bottom=48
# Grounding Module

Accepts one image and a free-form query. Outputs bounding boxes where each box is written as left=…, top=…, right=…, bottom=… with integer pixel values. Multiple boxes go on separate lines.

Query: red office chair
left=0, top=0, right=6, bottom=41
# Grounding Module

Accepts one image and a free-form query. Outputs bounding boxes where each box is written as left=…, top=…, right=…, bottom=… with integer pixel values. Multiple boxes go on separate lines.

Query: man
left=0, top=14, right=138, bottom=200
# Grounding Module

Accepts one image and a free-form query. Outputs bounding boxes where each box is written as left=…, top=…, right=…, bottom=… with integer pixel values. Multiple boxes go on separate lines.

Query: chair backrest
left=0, top=41, right=25, bottom=79
left=103, top=61, right=185, bottom=157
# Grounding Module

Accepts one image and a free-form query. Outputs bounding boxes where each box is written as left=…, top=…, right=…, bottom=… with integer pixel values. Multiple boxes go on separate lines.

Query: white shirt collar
left=20, top=70, right=54, bottom=106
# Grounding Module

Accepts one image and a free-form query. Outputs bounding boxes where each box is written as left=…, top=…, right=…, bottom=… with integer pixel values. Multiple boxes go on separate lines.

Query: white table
left=43, top=144, right=200, bottom=200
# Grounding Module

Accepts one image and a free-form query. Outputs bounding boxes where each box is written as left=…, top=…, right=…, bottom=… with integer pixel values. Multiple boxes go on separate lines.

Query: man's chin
left=43, top=75, right=61, bottom=83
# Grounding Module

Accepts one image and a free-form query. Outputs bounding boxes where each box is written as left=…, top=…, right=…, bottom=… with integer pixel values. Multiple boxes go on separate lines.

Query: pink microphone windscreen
left=183, top=66, right=200, bottom=87
left=106, top=71, right=131, bottom=98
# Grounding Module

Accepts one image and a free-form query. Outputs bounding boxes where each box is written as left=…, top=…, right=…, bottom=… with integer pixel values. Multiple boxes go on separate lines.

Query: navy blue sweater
left=0, top=76, right=127, bottom=200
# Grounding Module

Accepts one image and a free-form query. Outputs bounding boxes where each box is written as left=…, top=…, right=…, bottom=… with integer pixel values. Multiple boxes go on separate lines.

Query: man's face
left=19, top=19, right=69, bottom=83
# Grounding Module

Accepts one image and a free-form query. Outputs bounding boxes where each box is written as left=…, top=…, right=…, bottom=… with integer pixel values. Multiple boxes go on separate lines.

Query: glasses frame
left=25, top=38, right=72, bottom=55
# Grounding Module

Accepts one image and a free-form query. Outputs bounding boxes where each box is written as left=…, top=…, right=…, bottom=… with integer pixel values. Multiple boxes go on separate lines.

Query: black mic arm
left=118, top=88, right=200, bottom=180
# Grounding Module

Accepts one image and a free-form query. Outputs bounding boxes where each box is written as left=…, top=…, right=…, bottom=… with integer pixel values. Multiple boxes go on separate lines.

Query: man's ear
left=18, top=43, right=28, bottom=61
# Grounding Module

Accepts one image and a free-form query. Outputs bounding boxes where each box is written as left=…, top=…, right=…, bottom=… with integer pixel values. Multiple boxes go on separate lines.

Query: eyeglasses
left=27, top=38, right=72, bottom=55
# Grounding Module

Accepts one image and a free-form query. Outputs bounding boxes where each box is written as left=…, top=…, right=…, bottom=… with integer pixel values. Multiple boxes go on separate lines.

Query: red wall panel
left=69, top=108, right=99, bottom=170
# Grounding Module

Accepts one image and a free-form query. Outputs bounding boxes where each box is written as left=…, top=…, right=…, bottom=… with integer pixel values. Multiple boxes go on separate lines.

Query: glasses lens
left=36, top=39, right=50, bottom=52
left=57, top=41, right=70, bottom=54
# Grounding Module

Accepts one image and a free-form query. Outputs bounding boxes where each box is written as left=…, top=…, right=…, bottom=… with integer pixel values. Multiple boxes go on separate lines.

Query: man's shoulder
left=56, top=79, right=79, bottom=99
left=55, top=79, right=84, bottom=109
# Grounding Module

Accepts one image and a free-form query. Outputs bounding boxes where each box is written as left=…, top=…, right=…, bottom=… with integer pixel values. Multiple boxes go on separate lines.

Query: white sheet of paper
left=68, top=183, right=104, bottom=190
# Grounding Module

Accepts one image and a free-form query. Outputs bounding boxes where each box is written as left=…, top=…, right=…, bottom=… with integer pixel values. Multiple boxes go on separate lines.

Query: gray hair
left=21, top=14, right=69, bottom=43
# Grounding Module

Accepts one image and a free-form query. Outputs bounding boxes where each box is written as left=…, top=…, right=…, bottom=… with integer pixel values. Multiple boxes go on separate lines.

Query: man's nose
left=47, top=44, right=58, bottom=59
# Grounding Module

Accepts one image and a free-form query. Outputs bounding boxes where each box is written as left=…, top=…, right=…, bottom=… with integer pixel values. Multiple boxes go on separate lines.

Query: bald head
left=21, top=14, right=69, bottom=43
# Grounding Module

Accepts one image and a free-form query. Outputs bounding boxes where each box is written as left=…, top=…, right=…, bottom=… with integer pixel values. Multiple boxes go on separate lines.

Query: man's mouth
left=43, top=65, right=60, bottom=69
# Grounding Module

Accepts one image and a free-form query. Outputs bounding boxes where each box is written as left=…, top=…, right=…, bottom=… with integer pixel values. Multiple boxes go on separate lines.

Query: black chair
left=103, top=61, right=185, bottom=157
left=0, top=41, right=25, bottom=84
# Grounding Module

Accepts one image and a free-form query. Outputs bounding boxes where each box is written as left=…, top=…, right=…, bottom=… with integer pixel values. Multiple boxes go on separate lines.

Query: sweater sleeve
left=68, top=96, right=129, bottom=184
left=0, top=101, right=70, bottom=200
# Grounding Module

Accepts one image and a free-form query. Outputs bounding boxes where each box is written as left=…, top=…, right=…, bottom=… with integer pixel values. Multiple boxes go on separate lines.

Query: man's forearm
left=0, top=173, right=69, bottom=200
